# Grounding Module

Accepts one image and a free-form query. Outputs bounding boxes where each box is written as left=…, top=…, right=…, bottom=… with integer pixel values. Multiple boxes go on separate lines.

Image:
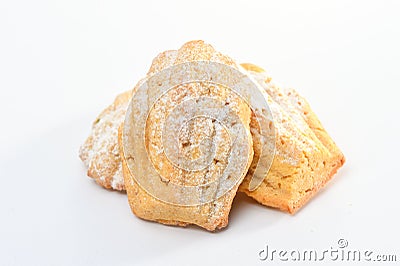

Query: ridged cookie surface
left=79, top=48, right=345, bottom=218
left=239, top=64, right=345, bottom=213
left=120, top=41, right=254, bottom=231
left=79, top=90, right=133, bottom=190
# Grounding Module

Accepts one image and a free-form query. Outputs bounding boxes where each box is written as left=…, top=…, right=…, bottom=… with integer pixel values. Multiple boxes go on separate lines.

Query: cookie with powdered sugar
left=79, top=90, right=133, bottom=191
left=120, top=40, right=254, bottom=231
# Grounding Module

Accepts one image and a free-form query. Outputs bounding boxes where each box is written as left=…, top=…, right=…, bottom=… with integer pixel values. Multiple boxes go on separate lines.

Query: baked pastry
left=239, top=63, right=345, bottom=213
left=79, top=90, right=133, bottom=190
left=120, top=41, right=254, bottom=231
left=79, top=42, right=345, bottom=224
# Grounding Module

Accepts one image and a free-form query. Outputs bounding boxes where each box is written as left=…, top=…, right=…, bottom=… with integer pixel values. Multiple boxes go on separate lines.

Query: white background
left=1, top=0, right=399, bottom=265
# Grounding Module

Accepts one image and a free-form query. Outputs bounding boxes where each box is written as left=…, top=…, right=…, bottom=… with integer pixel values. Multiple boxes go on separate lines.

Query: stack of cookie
left=79, top=41, right=345, bottom=231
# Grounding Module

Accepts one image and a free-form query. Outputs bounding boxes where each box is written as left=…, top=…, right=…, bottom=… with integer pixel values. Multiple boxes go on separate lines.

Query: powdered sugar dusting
left=79, top=90, right=132, bottom=190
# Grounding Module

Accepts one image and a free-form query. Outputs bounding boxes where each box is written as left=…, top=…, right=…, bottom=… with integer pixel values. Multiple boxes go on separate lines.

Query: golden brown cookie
left=79, top=51, right=345, bottom=217
left=239, top=63, right=345, bottom=213
left=120, top=41, right=254, bottom=231
left=79, top=90, right=133, bottom=190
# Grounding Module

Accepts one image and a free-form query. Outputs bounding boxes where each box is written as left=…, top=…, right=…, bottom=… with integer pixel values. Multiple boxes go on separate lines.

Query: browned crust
left=118, top=41, right=253, bottom=231
left=119, top=124, right=234, bottom=231
left=80, top=58, right=345, bottom=221
left=240, top=63, right=265, bottom=73
left=289, top=155, right=345, bottom=214
left=240, top=63, right=345, bottom=214
left=242, top=155, right=345, bottom=214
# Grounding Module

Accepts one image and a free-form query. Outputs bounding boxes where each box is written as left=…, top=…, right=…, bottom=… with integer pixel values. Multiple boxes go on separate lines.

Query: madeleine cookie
left=79, top=45, right=345, bottom=218
left=79, top=90, right=133, bottom=191
left=120, top=41, right=254, bottom=231
left=239, top=63, right=345, bottom=213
